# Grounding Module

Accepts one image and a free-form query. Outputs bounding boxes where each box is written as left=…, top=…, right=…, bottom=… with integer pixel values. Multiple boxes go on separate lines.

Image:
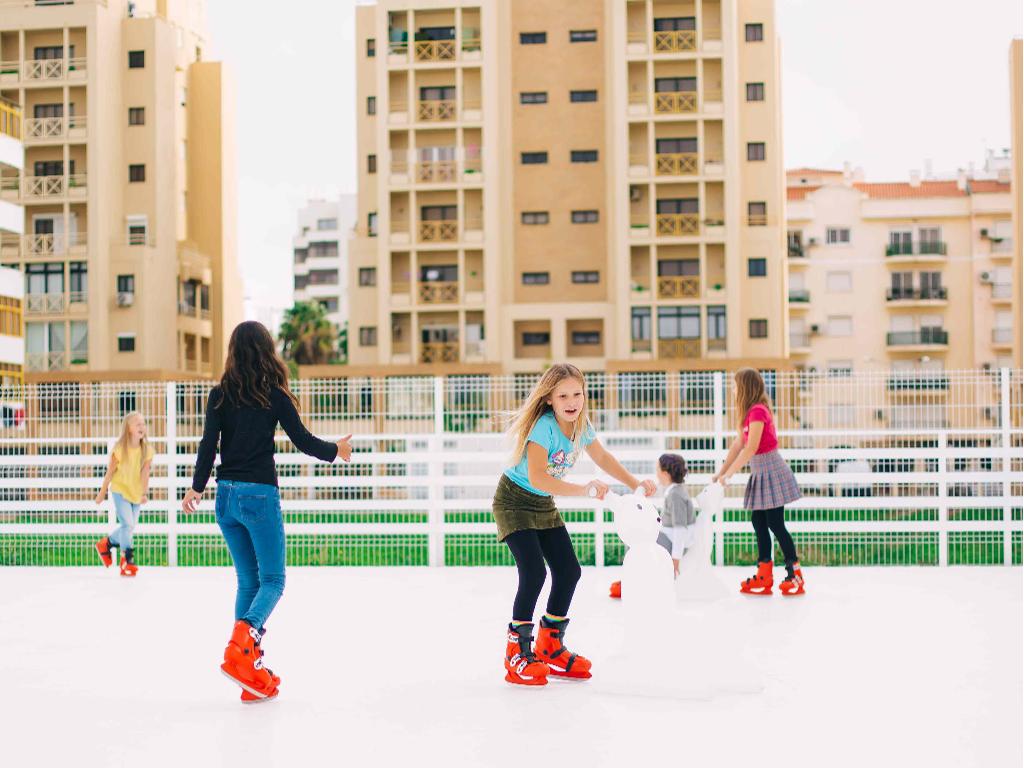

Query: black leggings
left=504, top=526, right=582, bottom=622
left=751, top=506, right=799, bottom=565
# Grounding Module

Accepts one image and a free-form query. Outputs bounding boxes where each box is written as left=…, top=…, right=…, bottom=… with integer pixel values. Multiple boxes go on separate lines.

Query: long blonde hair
left=507, top=364, right=591, bottom=464
left=734, top=367, right=772, bottom=427
left=114, top=411, right=148, bottom=460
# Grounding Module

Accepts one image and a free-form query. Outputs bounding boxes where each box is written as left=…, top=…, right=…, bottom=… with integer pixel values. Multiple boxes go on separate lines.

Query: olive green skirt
left=492, top=474, right=562, bottom=541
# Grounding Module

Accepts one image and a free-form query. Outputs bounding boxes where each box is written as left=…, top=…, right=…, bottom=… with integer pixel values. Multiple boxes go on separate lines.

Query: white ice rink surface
left=2, top=566, right=1021, bottom=768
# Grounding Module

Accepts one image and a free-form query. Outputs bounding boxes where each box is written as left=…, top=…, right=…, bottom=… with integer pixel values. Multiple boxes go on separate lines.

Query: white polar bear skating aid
left=674, top=482, right=731, bottom=603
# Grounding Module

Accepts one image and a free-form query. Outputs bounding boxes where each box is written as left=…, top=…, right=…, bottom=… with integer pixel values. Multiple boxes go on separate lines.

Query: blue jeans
left=109, top=492, right=140, bottom=549
left=215, top=480, right=286, bottom=630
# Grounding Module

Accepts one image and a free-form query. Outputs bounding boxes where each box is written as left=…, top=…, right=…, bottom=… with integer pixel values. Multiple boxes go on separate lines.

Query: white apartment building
left=292, top=195, right=357, bottom=331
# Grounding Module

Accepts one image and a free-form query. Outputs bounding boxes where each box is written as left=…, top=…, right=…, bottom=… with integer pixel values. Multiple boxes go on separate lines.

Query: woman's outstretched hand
left=182, top=488, right=203, bottom=515
left=336, top=434, right=353, bottom=462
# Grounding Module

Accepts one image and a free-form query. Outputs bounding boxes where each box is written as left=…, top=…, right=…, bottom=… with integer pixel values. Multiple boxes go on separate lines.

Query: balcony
left=23, top=115, right=87, bottom=144
left=421, top=341, right=459, bottom=363
left=655, top=213, right=699, bottom=237
left=788, top=289, right=811, bottom=303
left=658, top=338, right=700, bottom=359
left=886, top=329, right=948, bottom=347
left=991, top=282, right=1012, bottom=302
left=0, top=99, right=20, bottom=139
left=25, top=351, right=68, bottom=372
left=413, top=39, right=457, bottom=62
left=24, top=292, right=86, bottom=315
left=990, top=238, right=1013, bottom=258
left=0, top=174, right=87, bottom=201
left=992, top=328, right=1013, bottom=347
left=0, top=232, right=87, bottom=258
left=415, top=159, right=457, bottom=184
left=790, top=332, right=811, bottom=351
left=178, top=301, right=209, bottom=321
left=707, top=337, right=727, bottom=352
left=886, top=287, right=948, bottom=303
left=747, top=213, right=768, bottom=226
left=653, top=30, right=697, bottom=53
left=0, top=57, right=87, bottom=83
left=418, top=281, right=458, bottom=304
left=418, top=220, right=458, bottom=242
left=887, top=373, right=950, bottom=392
left=885, top=241, right=948, bottom=261
left=417, top=99, right=456, bottom=122
left=656, top=275, right=699, bottom=299
left=788, top=243, right=805, bottom=259
left=654, top=91, right=697, bottom=114
left=654, top=152, right=698, bottom=176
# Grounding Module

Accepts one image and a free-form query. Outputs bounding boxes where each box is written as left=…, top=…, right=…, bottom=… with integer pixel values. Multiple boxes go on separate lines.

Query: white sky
left=205, top=0, right=1023, bottom=314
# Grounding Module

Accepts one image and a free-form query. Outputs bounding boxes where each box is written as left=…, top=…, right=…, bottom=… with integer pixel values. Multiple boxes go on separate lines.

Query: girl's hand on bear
left=637, top=479, right=658, bottom=497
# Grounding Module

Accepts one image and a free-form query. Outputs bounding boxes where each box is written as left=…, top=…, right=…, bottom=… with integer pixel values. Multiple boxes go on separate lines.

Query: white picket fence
left=0, top=369, right=1021, bottom=567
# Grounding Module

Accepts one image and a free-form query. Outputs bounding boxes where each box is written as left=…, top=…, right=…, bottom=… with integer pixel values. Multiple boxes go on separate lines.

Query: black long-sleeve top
left=191, top=385, right=338, bottom=492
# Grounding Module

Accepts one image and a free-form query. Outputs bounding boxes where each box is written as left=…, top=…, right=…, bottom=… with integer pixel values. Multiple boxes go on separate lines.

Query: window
left=128, top=50, right=145, bottom=68
left=657, top=259, right=699, bottom=276
left=316, top=218, right=338, bottom=231
left=26, top=263, right=63, bottom=295
left=826, top=271, right=852, bottom=292
left=69, top=262, right=87, bottom=296
left=920, top=271, right=943, bottom=298
left=309, top=241, right=338, bottom=258
left=569, top=30, right=597, bottom=42
left=35, top=45, right=70, bottom=60
left=368, top=212, right=378, bottom=237
left=359, top=327, right=377, bottom=346
left=657, top=198, right=699, bottom=214
left=117, top=275, right=135, bottom=295
left=368, top=154, right=377, bottom=174
left=418, top=26, right=455, bottom=41
left=631, top=307, right=651, bottom=343
left=520, top=92, right=548, bottom=104
left=358, top=267, right=377, bottom=287
left=421, top=265, right=457, bottom=283
left=522, top=332, right=550, bottom=345
left=367, top=96, right=376, bottom=115
left=522, top=272, right=550, bottom=285
left=745, top=23, right=764, bottom=41
left=748, top=202, right=767, bottom=225
left=707, top=306, right=727, bottom=341
left=572, top=271, right=599, bottom=284
left=749, top=319, right=768, bottom=339
left=572, top=331, right=600, bottom=345
left=70, top=321, right=88, bottom=363
left=128, top=107, right=145, bottom=125
left=827, top=315, right=853, bottom=336
left=421, top=205, right=457, bottom=222
left=746, top=82, right=765, bottom=101
left=419, top=86, right=455, bottom=101
left=521, top=211, right=550, bottom=225
left=655, top=77, right=697, bottom=93
left=117, top=335, right=136, bottom=353
left=318, top=298, right=339, bottom=313
left=571, top=210, right=599, bottom=224
left=827, top=360, right=853, bottom=378
left=658, top=307, right=701, bottom=339
left=570, top=90, right=598, bottom=102
left=656, top=137, right=698, bottom=154
left=520, top=32, right=546, bottom=44
left=748, top=258, right=767, bottom=277
left=34, top=160, right=67, bottom=176
left=826, top=227, right=851, bottom=244
left=654, top=17, right=695, bottom=31
left=747, top=142, right=766, bottom=161
left=571, top=150, right=598, bottom=163
left=126, top=215, right=148, bottom=245
left=129, top=164, right=145, bottom=183
left=367, top=38, right=376, bottom=57
left=521, top=152, right=548, bottom=165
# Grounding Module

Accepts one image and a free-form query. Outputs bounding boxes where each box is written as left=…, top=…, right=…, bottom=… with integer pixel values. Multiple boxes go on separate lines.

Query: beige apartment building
left=0, top=0, right=240, bottom=380
left=346, top=0, right=787, bottom=375
left=1011, top=39, right=1022, bottom=370
left=785, top=161, right=1016, bottom=385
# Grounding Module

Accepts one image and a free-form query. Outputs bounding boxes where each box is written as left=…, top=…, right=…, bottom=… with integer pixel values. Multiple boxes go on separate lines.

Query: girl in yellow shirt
left=95, top=411, right=154, bottom=577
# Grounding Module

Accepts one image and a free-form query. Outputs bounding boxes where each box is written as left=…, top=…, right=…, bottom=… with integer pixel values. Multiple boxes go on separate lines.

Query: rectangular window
left=826, top=227, right=851, bottom=244
left=631, top=307, right=651, bottom=342
left=654, top=17, right=696, bottom=31
left=521, top=152, right=548, bottom=164
left=658, top=307, right=701, bottom=340
left=707, top=306, right=727, bottom=340
left=571, top=210, right=599, bottom=224
left=129, top=164, right=146, bottom=183
left=656, top=137, right=698, bottom=154
left=316, top=218, right=338, bottom=231
left=655, top=76, right=697, bottom=92
left=368, top=212, right=378, bottom=237
left=747, top=142, right=766, bottom=161
left=116, top=274, right=135, bottom=294
left=571, top=271, right=599, bottom=284
left=367, top=154, right=377, bottom=174
left=572, top=331, right=600, bottom=346
left=69, top=261, right=87, bottom=295
left=358, top=267, right=377, bottom=287
left=827, top=315, right=853, bottom=336
left=521, top=211, right=550, bottom=225
left=520, top=32, right=546, bottom=44
left=34, top=45, right=68, bottom=60
left=421, top=204, right=457, bottom=221
left=748, top=202, right=767, bottom=225
left=569, top=30, right=597, bottom=42
left=522, top=332, right=550, bottom=345
left=69, top=321, right=87, bottom=363
left=826, top=271, right=852, bottom=292
left=656, top=198, right=699, bottom=214
left=367, top=38, right=376, bottom=57
left=419, top=86, right=456, bottom=101
left=522, top=272, right=550, bottom=285
left=570, top=90, right=598, bottom=102
left=746, top=82, right=765, bottom=101
left=128, top=50, right=145, bottom=68
left=420, top=265, right=457, bottom=283
left=570, top=150, right=598, bottom=163
left=34, top=160, right=67, bottom=176
left=367, top=96, right=376, bottom=115
left=126, top=215, right=148, bottom=245
left=117, top=335, right=136, bottom=353
left=359, top=327, right=377, bottom=346
left=520, top=92, right=548, bottom=104
left=745, top=23, right=764, bottom=41
left=749, top=319, right=768, bottom=339
left=748, top=258, right=767, bottom=277
left=128, top=107, right=145, bottom=125
left=657, top=259, right=699, bottom=277
left=26, top=262, right=63, bottom=294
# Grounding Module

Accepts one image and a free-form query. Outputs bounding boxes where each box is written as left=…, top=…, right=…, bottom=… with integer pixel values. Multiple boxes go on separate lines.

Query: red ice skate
left=95, top=537, right=113, bottom=568
left=221, top=620, right=279, bottom=701
left=779, top=564, right=806, bottom=596
left=504, top=623, right=550, bottom=686
left=119, top=548, right=138, bottom=577
left=535, top=616, right=592, bottom=680
left=609, top=581, right=621, bottom=599
left=240, top=627, right=280, bottom=702
left=739, top=561, right=773, bottom=595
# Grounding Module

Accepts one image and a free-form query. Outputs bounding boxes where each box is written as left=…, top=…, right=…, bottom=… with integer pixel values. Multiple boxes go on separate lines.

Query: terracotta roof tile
left=786, top=167, right=843, bottom=176
left=852, top=181, right=966, bottom=199
left=968, top=180, right=1011, bottom=194
left=787, top=186, right=820, bottom=201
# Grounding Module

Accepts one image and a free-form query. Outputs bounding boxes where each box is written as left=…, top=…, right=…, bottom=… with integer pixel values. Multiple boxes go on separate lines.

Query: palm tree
left=278, top=301, right=338, bottom=366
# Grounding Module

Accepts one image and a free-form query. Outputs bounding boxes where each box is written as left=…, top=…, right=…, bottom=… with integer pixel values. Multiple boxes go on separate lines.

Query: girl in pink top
left=714, top=368, right=805, bottom=596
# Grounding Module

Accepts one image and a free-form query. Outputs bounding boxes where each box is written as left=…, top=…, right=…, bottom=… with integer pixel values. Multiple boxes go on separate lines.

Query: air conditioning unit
left=807, top=237, right=818, bottom=246
left=979, top=271, right=993, bottom=284
left=629, top=186, right=642, bottom=203
left=980, top=228, right=989, bottom=238
left=810, top=324, right=820, bottom=334
left=116, top=292, right=134, bottom=307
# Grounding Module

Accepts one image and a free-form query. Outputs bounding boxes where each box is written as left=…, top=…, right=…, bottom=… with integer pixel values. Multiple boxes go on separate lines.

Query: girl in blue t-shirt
left=494, top=363, right=657, bottom=686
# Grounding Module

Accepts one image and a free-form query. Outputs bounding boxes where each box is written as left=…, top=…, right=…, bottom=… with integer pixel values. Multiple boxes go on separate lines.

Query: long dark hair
left=658, top=453, right=687, bottom=484
left=216, top=321, right=298, bottom=410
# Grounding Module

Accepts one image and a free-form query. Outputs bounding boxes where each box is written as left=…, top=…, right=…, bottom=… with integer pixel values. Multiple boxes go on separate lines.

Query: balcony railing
left=1, top=174, right=87, bottom=199
left=790, top=332, right=811, bottom=349
left=418, top=281, right=458, bottom=304
left=654, top=153, right=698, bottom=176
left=631, top=338, right=652, bottom=353
left=414, top=39, right=457, bottom=62
left=25, top=351, right=67, bottom=372
left=416, top=160, right=458, bottom=183
left=885, top=241, right=948, bottom=257
left=25, top=293, right=65, bottom=315
left=654, top=91, right=697, bottom=114
left=0, top=98, right=20, bottom=139
left=788, top=289, right=811, bottom=303
left=0, top=232, right=87, bottom=256
left=419, top=220, right=458, bottom=242
left=748, top=213, right=768, bottom=226
left=655, top=213, right=699, bottom=236
left=886, top=329, right=949, bottom=346
left=658, top=338, right=700, bottom=359
left=653, top=30, right=696, bottom=52
left=887, top=373, right=950, bottom=392
left=21, top=57, right=87, bottom=81
left=992, top=328, right=1013, bottom=345
left=991, top=282, right=1012, bottom=299
left=656, top=275, right=699, bottom=299
left=788, top=243, right=805, bottom=258
left=23, top=115, right=87, bottom=142
left=421, top=341, right=459, bottom=364
left=417, top=99, right=456, bottom=122
left=707, top=337, right=727, bottom=352
left=886, top=287, right=948, bottom=301
left=990, top=238, right=1013, bottom=254
left=178, top=301, right=197, bottom=317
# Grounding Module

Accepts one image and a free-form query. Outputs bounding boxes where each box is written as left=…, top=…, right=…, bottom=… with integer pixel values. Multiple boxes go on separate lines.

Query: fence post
left=428, top=376, right=445, bottom=567
left=713, top=370, right=725, bottom=567
left=937, top=431, right=948, bottom=567
left=1000, top=368, right=1012, bottom=566
left=165, top=382, right=178, bottom=567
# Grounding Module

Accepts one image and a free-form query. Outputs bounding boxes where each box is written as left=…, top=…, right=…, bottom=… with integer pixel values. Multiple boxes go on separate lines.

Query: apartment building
left=346, top=0, right=786, bottom=374
left=292, top=195, right=358, bottom=332
left=0, top=0, right=240, bottom=379
left=0, top=98, right=23, bottom=386
left=1011, top=38, right=1022, bottom=370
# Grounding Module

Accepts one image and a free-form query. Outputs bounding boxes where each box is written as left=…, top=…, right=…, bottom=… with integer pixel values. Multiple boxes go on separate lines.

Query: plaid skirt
left=744, top=450, right=801, bottom=511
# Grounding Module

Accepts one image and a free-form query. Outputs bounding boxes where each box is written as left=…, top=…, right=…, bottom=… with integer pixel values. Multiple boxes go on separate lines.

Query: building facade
left=0, top=0, right=241, bottom=380
left=1010, top=38, right=1022, bottom=370
left=347, top=0, right=786, bottom=375
left=0, top=97, right=24, bottom=386
left=292, top=195, right=357, bottom=332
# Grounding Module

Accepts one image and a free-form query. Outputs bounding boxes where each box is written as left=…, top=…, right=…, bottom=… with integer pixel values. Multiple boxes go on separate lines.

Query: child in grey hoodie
left=655, top=453, right=696, bottom=576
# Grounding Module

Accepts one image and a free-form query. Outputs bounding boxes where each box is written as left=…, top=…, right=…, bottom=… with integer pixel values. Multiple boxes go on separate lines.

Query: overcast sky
left=205, top=0, right=1023, bottom=315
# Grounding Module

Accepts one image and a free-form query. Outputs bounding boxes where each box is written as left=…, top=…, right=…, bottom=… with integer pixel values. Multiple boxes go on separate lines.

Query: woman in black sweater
left=183, top=321, right=351, bottom=703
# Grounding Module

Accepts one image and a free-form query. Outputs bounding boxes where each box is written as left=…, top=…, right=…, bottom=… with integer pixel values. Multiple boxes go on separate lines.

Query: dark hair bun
left=658, top=453, right=687, bottom=484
